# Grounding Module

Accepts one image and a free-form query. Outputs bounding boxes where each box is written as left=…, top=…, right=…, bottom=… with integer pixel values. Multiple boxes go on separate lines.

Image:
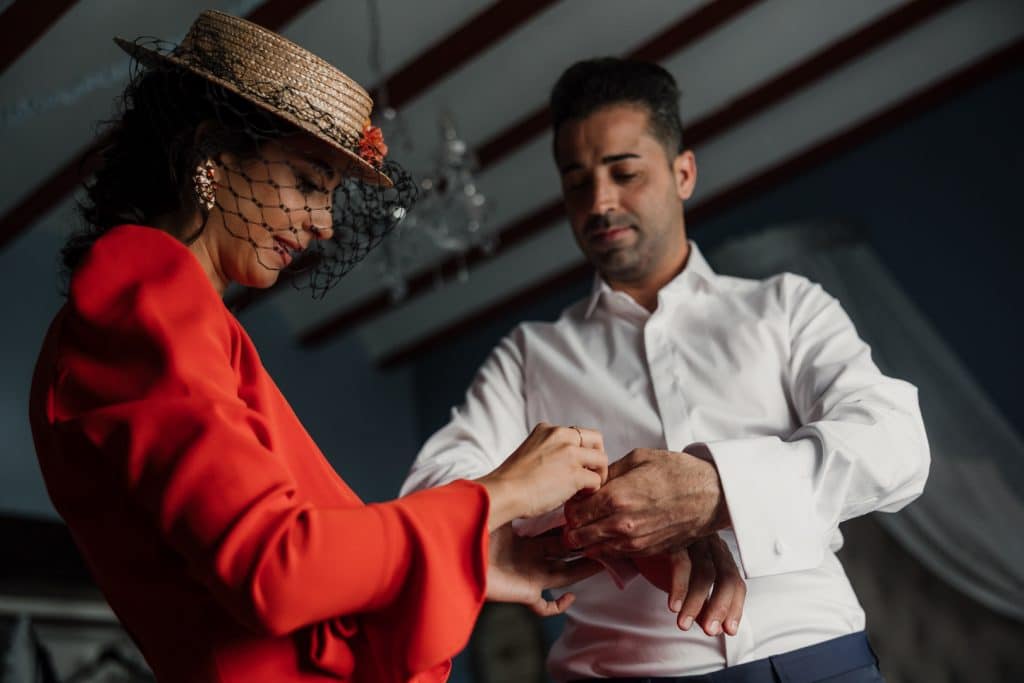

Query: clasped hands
left=478, top=424, right=746, bottom=635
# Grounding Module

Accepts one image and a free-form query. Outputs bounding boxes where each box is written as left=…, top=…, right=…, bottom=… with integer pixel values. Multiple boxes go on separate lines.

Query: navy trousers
left=569, top=631, right=883, bottom=683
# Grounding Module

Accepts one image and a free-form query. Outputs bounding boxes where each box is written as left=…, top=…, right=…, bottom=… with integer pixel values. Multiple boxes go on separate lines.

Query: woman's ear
left=192, top=119, right=236, bottom=167
left=192, top=119, right=218, bottom=148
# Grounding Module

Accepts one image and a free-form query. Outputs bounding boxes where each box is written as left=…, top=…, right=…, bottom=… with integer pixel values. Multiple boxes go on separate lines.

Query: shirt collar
left=583, top=241, right=717, bottom=319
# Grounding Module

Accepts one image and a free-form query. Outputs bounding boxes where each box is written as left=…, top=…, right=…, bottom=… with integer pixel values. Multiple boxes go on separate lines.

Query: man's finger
left=668, top=549, right=693, bottom=614
left=606, top=457, right=631, bottom=480
left=564, top=488, right=617, bottom=531
left=585, top=527, right=678, bottom=558
left=678, top=543, right=714, bottom=631
left=709, top=535, right=745, bottom=636
left=563, top=514, right=631, bottom=550
left=546, top=557, right=605, bottom=588
left=697, top=572, right=735, bottom=637
left=721, top=579, right=747, bottom=636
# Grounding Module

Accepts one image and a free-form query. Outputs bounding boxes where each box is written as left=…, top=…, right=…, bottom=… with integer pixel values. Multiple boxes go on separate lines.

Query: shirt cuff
left=687, top=437, right=823, bottom=578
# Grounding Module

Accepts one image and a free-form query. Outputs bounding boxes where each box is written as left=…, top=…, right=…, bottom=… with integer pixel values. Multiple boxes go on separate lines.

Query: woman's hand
left=632, top=535, right=746, bottom=636
left=477, top=422, right=608, bottom=529
left=486, top=523, right=603, bottom=616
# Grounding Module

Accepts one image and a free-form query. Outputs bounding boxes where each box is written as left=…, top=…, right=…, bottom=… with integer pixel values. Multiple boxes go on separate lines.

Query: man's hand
left=563, top=448, right=730, bottom=557
left=632, top=535, right=746, bottom=636
left=486, top=523, right=604, bottom=617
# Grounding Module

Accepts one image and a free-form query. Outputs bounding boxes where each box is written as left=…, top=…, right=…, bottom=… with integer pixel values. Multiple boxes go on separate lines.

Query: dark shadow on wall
left=839, top=514, right=1024, bottom=683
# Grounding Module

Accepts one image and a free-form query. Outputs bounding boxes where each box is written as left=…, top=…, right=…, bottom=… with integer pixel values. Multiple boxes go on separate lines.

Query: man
left=402, top=58, right=929, bottom=682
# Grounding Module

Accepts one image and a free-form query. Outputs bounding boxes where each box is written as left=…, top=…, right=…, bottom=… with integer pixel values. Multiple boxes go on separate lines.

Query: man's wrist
left=703, top=460, right=731, bottom=533
left=684, top=452, right=730, bottom=534
left=680, top=443, right=732, bottom=533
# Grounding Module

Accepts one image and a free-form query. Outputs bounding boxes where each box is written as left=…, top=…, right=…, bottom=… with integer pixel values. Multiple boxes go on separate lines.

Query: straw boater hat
left=114, top=10, right=392, bottom=187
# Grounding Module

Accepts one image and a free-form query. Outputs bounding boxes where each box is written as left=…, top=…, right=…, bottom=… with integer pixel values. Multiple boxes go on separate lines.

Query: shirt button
left=773, top=539, right=787, bottom=555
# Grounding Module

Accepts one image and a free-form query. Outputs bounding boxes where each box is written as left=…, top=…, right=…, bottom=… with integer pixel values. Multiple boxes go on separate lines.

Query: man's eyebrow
left=559, top=153, right=641, bottom=175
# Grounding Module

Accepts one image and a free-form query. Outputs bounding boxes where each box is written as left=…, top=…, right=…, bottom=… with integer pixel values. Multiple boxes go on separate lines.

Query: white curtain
left=705, top=222, right=1024, bottom=621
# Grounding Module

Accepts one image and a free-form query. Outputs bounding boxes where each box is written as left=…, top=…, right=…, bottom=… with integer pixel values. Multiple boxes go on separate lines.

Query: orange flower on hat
left=358, top=119, right=388, bottom=168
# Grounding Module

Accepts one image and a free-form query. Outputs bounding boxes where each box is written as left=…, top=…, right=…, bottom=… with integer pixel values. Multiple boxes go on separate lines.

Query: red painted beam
left=377, top=35, right=1024, bottom=368
left=369, top=0, right=560, bottom=110
left=0, top=0, right=77, bottom=76
left=245, top=0, right=319, bottom=29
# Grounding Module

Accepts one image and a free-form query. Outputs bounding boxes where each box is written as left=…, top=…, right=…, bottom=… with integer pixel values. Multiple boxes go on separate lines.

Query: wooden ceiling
left=2, top=0, right=1021, bottom=365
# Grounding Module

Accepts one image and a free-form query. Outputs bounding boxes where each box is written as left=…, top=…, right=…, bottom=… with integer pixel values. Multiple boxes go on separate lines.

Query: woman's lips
left=273, top=237, right=299, bottom=266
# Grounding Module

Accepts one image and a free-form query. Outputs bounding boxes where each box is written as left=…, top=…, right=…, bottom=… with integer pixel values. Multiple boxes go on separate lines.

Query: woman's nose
left=305, top=205, right=334, bottom=241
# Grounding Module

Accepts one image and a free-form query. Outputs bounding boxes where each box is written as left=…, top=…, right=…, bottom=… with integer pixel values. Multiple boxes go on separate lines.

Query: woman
left=29, top=11, right=607, bottom=682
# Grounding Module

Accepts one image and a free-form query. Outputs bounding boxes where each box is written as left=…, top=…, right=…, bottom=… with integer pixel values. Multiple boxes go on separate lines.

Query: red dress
left=29, top=224, right=490, bottom=682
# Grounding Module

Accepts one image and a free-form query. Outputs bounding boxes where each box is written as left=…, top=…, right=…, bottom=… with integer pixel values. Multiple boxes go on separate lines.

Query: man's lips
left=588, top=225, right=634, bottom=245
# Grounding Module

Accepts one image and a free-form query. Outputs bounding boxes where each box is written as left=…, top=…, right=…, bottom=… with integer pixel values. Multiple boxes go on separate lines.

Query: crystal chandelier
left=366, top=0, right=493, bottom=302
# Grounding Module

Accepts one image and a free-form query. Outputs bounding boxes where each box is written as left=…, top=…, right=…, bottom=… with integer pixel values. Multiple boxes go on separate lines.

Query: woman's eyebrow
left=297, top=155, right=337, bottom=182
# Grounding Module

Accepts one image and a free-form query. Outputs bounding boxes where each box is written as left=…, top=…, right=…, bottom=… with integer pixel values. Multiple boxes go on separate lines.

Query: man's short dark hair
left=550, top=57, right=684, bottom=157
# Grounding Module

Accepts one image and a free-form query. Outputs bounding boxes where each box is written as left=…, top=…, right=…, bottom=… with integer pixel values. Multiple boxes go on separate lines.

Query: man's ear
left=673, top=150, right=697, bottom=202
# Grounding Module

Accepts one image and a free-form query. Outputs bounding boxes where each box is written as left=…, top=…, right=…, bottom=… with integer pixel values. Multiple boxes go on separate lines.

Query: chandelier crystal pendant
left=365, top=0, right=493, bottom=302
left=376, top=111, right=494, bottom=302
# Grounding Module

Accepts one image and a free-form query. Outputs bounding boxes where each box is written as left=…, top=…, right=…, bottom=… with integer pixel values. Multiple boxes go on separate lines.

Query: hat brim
left=113, top=37, right=393, bottom=188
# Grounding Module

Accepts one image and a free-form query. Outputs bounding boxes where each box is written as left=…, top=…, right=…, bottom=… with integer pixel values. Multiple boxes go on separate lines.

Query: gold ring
left=570, top=425, right=583, bottom=447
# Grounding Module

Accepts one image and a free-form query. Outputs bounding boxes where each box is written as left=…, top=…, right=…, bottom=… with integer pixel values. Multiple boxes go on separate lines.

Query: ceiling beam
left=377, top=34, right=1024, bottom=368
left=300, top=0, right=956, bottom=347
left=0, top=0, right=323, bottom=252
left=369, top=0, right=561, bottom=110
left=245, top=0, right=321, bottom=29
left=0, top=0, right=78, bottom=76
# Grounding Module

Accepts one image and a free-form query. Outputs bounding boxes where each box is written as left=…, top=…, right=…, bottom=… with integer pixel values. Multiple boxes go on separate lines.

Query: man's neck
left=608, top=241, right=691, bottom=313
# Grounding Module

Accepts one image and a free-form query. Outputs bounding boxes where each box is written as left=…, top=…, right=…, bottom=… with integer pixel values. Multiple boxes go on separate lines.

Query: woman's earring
left=193, top=159, right=217, bottom=211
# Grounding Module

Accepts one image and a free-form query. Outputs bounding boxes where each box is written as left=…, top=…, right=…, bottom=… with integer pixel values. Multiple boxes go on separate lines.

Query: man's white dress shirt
left=401, top=242, right=929, bottom=680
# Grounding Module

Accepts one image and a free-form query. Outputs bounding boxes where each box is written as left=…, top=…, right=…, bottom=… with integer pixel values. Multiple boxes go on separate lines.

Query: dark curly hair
left=63, top=65, right=295, bottom=277
left=549, top=57, right=685, bottom=159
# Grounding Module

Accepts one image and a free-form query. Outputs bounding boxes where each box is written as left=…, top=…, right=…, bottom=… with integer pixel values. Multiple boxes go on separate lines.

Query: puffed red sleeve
left=47, top=227, right=488, bottom=664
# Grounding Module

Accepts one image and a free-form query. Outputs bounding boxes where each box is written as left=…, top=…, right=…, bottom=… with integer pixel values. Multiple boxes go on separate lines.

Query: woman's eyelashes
left=296, top=176, right=327, bottom=195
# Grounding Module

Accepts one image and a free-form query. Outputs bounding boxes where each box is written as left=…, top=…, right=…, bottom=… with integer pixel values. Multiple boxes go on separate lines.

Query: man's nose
left=588, top=177, right=618, bottom=216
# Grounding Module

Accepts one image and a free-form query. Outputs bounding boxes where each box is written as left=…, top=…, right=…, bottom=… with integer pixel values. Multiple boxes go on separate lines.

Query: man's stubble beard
left=594, top=239, right=652, bottom=283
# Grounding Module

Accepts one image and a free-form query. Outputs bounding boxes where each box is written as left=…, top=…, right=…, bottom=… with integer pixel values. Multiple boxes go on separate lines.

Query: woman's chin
left=238, top=268, right=281, bottom=290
